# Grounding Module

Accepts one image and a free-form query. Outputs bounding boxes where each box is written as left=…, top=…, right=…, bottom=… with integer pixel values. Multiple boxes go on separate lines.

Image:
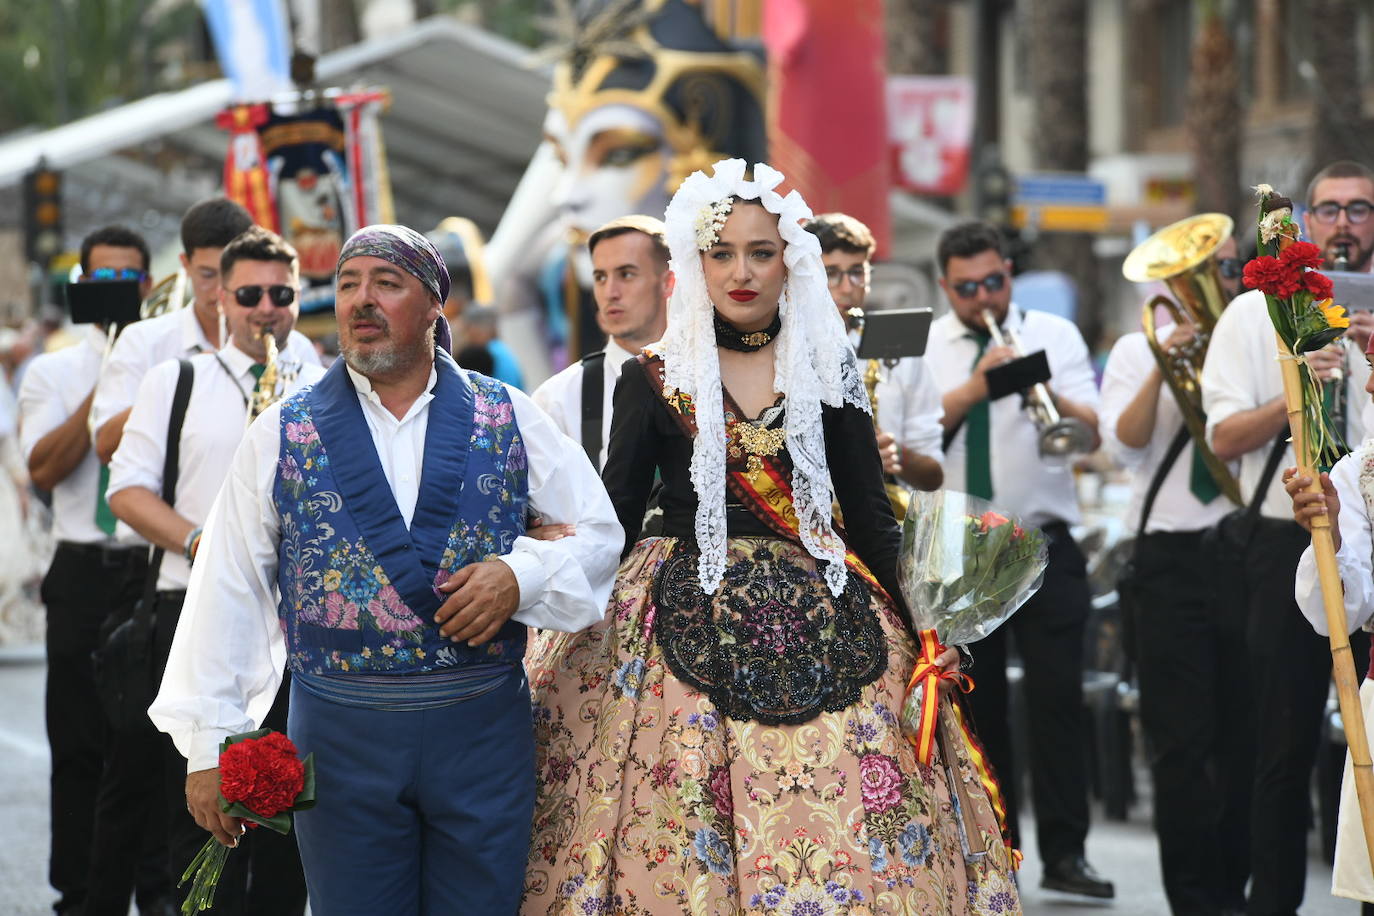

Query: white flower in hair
left=654, top=158, right=868, bottom=597
left=694, top=198, right=734, bottom=250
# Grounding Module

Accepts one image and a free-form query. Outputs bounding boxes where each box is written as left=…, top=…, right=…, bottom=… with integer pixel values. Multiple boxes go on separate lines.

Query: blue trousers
left=288, top=668, right=535, bottom=915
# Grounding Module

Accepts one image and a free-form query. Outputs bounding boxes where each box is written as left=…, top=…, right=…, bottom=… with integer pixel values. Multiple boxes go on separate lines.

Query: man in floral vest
left=150, top=225, right=623, bottom=914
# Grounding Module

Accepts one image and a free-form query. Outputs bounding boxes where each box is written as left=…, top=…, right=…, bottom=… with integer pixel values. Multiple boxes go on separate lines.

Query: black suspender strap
left=580, top=350, right=607, bottom=470
left=135, top=358, right=195, bottom=627
left=1135, top=426, right=1191, bottom=541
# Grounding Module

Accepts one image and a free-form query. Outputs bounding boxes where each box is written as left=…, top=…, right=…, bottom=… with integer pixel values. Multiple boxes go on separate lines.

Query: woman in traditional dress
left=523, top=159, right=1021, bottom=915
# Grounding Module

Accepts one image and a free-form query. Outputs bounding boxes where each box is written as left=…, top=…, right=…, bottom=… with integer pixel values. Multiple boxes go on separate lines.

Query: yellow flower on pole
left=1320, top=299, right=1350, bottom=329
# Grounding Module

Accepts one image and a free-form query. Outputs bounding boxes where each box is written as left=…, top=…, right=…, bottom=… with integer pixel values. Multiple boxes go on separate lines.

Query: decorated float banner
left=887, top=76, right=974, bottom=197
left=219, top=92, right=395, bottom=312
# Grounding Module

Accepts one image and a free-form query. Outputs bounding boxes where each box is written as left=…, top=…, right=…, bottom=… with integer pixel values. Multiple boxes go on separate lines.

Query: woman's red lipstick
left=728, top=289, right=758, bottom=302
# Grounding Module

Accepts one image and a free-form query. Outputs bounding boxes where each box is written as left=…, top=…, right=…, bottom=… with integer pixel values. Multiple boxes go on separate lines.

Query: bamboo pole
left=1275, top=333, right=1374, bottom=872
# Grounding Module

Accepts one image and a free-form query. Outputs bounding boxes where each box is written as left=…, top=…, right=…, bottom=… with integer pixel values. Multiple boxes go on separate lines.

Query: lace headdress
left=653, top=158, right=869, bottom=595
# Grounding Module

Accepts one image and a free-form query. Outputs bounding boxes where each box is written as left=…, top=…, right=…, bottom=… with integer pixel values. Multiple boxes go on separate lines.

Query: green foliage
left=0, top=0, right=204, bottom=130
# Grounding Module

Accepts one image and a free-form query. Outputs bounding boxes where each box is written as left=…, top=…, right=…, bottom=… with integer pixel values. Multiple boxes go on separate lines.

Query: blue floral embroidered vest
left=272, top=355, right=528, bottom=675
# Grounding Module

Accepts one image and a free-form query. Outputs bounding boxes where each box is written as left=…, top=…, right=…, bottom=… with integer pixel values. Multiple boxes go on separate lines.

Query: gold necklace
left=733, top=421, right=786, bottom=473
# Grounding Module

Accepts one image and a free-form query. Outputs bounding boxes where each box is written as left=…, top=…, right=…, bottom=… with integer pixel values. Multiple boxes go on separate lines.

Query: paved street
left=0, top=650, right=1362, bottom=915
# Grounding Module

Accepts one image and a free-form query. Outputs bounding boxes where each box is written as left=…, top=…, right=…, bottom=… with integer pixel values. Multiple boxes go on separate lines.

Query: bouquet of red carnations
left=180, top=729, right=315, bottom=915
left=896, top=489, right=1047, bottom=763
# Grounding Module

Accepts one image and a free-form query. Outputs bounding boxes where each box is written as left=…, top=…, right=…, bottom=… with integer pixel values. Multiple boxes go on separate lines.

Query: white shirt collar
left=218, top=342, right=261, bottom=380
left=180, top=305, right=216, bottom=353
left=605, top=336, right=635, bottom=368
left=344, top=357, right=442, bottom=426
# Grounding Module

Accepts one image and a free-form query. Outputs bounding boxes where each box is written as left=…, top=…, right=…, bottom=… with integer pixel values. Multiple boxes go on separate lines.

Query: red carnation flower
left=1243, top=256, right=1303, bottom=298
left=1301, top=270, right=1334, bottom=301
left=1281, top=241, right=1324, bottom=271
left=218, top=732, right=305, bottom=818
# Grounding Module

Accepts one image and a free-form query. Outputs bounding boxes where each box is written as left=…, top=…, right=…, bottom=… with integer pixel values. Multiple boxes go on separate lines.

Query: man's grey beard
left=341, top=322, right=435, bottom=379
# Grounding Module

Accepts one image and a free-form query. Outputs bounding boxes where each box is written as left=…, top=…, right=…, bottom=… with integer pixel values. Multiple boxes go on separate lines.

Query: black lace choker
left=714, top=310, right=781, bottom=352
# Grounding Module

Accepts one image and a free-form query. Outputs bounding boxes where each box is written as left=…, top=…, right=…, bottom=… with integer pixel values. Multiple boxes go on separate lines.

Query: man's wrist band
left=184, top=526, right=203, bottom=563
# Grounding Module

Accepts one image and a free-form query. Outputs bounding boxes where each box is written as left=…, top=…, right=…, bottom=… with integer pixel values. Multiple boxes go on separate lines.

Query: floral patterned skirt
left=522, top=536, right=1021, bottom=916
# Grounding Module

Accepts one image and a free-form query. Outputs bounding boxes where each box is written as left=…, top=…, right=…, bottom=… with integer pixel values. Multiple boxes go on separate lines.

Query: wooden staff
left=1275, top=333, right=1374, bottom=872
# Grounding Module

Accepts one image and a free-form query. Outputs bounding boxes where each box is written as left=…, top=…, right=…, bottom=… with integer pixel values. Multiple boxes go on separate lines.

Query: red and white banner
left=888, top=76, right=974, bottom=197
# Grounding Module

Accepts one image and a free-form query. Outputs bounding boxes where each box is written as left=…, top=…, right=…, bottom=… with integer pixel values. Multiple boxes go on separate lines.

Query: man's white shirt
left=531, top=337, right=635, bottom=470
left=924, top=305, right=1100, bottom=526
left=148, top=354, right=623, bottom=771
left=108, top=339, right=325, bottom=590
left=92, top=306, right=321, bottom=433
left=1100, top=329, right=1234, bottom=533
left=18, top=326, right=113, bottom=544
left=1202, top=289, right=1370, bottom=521
left=846, top=329, right=945, bottom=463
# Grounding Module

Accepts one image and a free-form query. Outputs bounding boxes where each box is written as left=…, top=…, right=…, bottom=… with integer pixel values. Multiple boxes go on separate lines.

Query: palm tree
left=1186, top=1, right=1241, bottom=223
left=1308, top=0, right=1363, bottom=167
left=1027, top=0, right=1101, bottom=348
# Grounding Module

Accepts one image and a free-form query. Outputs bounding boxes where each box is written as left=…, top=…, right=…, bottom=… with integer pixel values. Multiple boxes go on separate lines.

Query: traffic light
left=23, top=164, right=63, bottom=268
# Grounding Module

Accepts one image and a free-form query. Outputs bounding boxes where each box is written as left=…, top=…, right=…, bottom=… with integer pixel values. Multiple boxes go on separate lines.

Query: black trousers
left=41, top=542, right=161, bottom=914
left=1133, top=529, right=1253, bottom=915
left=1244, top=518, right=1369, bottom=916
left=83, top=563, right=168, bottom=916
left=965, top=520, right=1091, bottom=866
left=152, top=592, right=307, bottom=916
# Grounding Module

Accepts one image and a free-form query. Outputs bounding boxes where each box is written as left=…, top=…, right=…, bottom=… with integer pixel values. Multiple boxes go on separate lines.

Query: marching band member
left=108, top=227, right=321, bottom=914
left=18, top=226, right=164, bottom=915
left=532, top=216, right=672, bottom=472
left=924, top=220, right=1112, bottom=899
left=804, top=212, right=944, bottom=491
left=1100, top=233, right=1248, bottom=915
left=1202, top=160, right=1374, bottom=916
left=149, top=225, right=621, bottom=914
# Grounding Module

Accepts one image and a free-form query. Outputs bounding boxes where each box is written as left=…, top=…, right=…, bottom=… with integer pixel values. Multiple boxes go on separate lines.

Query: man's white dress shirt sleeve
left=107, top=359, right=179, bottom=500
left=498, top=385, right=622, bottom=631
left=881, top=358, right=945, bottom=462
left=150, top=371, right=623, bottom=771
left=148, top=404, right=288, bottom=772
left=1099, top=332, right=1154, bottom=471
left=1295, top=450, right=1374, bottom=637
left=91, top=323, right=151, bottom=434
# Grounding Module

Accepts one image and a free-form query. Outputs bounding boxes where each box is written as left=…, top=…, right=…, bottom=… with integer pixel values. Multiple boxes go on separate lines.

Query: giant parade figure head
left=486, top=0, right=766, bottom=385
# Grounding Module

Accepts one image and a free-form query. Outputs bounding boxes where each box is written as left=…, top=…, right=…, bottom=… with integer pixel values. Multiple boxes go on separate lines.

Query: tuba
left=1121, top=213, right=1242, bottom=505
left=981, top=309, right=1095, bottom=457
left=848, top=307, right=910, bottom=520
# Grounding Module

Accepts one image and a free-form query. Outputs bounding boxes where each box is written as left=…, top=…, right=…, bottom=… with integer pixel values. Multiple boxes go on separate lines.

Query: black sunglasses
left=1216, top=257, right=1244, bottom=279
left=229, top=284, right=296, bottom=307
left=950, top=272, right=1007, bottom=299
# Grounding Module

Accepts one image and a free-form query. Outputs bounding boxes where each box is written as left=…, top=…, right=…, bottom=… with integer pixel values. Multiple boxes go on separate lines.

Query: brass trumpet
left=981, top=309, right=1095, bottom=457
left=1121, top=212, right=1242, bottom=505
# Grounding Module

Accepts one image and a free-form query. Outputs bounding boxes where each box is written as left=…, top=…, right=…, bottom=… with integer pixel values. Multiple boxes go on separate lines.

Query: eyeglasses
left=950, top=272, right=1007, bottom=299
left=1311, top=200, right=1374, bottom=225
left=1216, top=257, right=1244, bottom=279
left=229, top=285, right=296, bottom=307
left=825, top=265, right=869, bottom=288
left=82, top=267, right=147, bottom=283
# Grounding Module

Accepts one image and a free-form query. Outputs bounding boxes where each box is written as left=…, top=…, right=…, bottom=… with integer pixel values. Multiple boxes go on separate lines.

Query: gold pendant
left=734, top=422, right=786, bottom=472
left=740, top=330, right=772, bottom=347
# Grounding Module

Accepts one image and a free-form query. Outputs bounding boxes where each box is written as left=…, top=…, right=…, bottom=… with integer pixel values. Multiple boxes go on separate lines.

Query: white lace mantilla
left=653, top=159, right=869, bottom=596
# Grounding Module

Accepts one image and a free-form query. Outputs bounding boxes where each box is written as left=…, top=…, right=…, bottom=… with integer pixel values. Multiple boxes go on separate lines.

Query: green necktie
left=95, top=464, right=116, bottom=536
left=965, top=333, right=994, bottom=500
left=1188, top=445, right=1221, bottom=503
left=249, top=364, right=265, bottom=381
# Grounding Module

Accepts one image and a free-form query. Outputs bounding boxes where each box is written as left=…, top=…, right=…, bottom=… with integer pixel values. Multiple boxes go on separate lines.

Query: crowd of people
left=10, top=154, right=1374, bottom=916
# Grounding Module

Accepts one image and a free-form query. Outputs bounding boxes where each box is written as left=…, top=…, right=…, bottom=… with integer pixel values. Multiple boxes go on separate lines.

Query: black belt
left=155, top=589, right=188, bottom=604
left=55, top=540, right=147, bottom=569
